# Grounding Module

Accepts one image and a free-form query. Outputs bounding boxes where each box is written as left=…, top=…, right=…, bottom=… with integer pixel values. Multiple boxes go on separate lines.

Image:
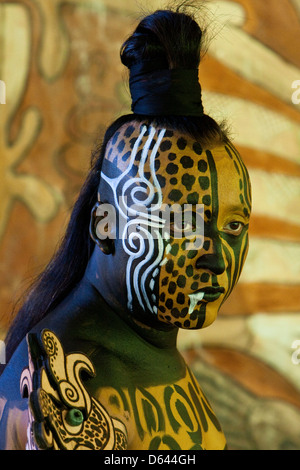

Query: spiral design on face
left=120, top=172, right=165, bottom=312
left=123, top=223, right=165, bottom=313
left=122, top=178, right=155, bottom=212
left=123, top=222, right=147, bottom=256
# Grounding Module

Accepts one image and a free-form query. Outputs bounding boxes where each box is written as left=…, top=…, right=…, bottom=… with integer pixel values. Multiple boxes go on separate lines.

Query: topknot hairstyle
left=120, top=8, right=203, bottom=70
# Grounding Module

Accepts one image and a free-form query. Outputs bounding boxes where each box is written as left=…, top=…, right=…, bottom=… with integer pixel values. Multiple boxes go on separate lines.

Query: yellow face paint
left=157, top=143, right=251, bottom=329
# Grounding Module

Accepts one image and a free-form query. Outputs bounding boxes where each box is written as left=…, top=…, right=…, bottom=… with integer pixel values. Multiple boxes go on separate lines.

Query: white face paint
left=187, top=292, right=205, bottom=315
left=101, top=125, right=167, bottom=314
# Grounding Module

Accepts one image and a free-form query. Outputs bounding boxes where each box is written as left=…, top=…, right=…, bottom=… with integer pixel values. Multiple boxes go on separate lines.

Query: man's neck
left=82, top=253, right=178, bottom=349
left=58, top=276, right=185, bottom=388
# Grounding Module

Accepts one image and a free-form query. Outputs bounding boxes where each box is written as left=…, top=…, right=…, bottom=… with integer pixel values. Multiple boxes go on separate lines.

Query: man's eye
left=170, top=221, right=195, bottom=232
left=169, top=218, right=198, bottom=237
left=223, top=221, right=244, bottom=236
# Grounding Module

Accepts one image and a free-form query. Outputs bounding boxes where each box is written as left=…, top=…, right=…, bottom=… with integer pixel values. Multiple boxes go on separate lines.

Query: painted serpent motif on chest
left=20, top=328, right=226, bottom=450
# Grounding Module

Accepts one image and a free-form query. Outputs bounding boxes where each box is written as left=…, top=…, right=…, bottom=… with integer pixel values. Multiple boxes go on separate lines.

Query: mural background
left=0, top=0, right=299, bottom=450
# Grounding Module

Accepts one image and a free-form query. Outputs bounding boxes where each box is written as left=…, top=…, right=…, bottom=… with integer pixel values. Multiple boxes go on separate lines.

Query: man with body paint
left=0, top=7, right=251, bottom=450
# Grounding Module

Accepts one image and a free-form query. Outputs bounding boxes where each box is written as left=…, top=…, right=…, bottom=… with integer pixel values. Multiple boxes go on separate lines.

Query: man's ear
left=89, top=202, right=115, bottom=255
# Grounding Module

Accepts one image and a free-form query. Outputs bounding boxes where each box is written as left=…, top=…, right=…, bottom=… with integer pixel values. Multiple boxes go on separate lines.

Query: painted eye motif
left=223, top=221, right=244, bottom=236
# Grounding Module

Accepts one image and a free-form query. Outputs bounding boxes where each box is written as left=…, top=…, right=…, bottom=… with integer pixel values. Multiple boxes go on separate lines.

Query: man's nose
left=195, top=237, right=226, bottom=275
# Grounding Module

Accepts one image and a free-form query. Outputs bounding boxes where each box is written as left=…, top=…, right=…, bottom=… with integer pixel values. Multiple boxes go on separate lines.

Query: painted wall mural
left=0, top=0, right=299, bottom=450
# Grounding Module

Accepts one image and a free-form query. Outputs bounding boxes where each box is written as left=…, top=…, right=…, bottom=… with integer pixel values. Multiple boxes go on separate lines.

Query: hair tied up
left=121, top=8, right=205, bottom=117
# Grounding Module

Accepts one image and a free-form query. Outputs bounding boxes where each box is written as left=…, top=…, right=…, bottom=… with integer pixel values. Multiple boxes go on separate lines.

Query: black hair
left=4, top=4, right=228, bottom=364
left=120, top=4, right=228, bottom=144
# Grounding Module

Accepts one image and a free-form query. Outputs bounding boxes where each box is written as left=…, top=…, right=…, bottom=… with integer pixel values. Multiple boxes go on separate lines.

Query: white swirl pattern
left=101, top=125, right=167, bottom=313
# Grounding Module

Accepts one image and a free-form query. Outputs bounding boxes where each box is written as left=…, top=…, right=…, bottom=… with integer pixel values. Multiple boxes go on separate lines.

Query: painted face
left=99, top=122, right=251, bottom=329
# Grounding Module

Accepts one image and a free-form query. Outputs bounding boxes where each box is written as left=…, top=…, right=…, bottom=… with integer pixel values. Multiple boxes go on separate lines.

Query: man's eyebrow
left=225, top=204, right=251, bottom=218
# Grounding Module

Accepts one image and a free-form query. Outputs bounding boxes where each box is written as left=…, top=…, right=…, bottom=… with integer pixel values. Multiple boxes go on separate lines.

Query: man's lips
left=196, top=286, right=225, bottom=296
left=188, top=286, right=225, bottom=313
